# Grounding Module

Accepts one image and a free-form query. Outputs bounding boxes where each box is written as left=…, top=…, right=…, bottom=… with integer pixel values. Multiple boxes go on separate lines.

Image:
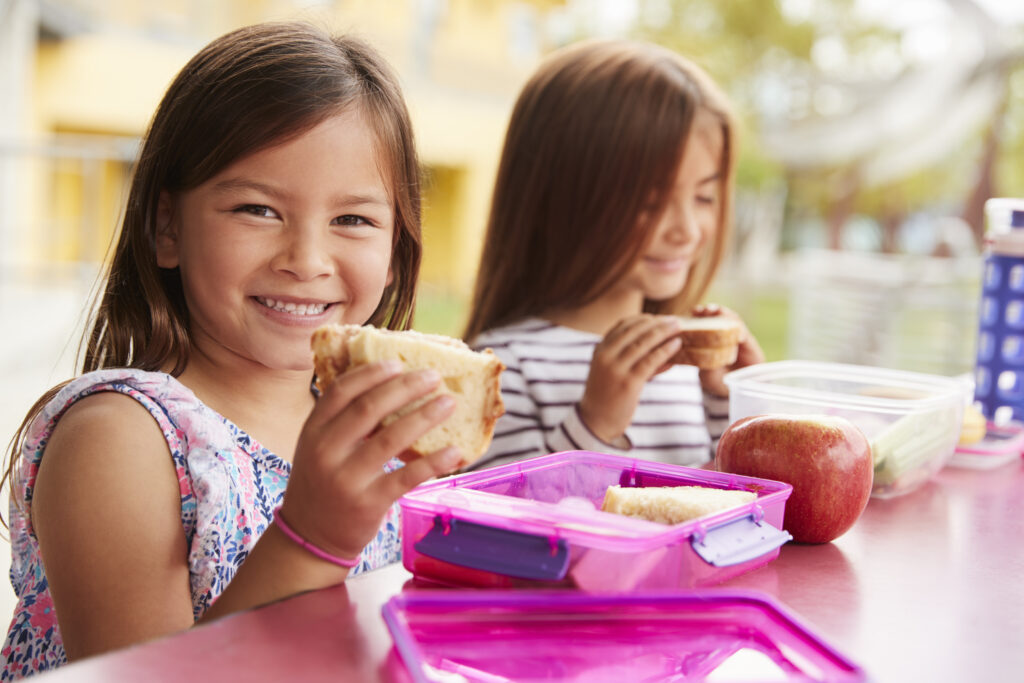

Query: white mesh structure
left=786, top=249, right=980, bottom=377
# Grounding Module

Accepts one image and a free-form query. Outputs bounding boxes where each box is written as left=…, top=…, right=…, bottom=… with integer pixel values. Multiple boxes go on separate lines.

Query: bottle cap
left=985, top=199, right=1024, bottom=254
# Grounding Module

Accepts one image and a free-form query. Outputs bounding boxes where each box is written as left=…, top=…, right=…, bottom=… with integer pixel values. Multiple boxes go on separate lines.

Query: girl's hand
left=579, top=314, right=683, bottom=444
left=691, top=303, right=765, bottom=397
left=280, top=361, right=462, bottom=563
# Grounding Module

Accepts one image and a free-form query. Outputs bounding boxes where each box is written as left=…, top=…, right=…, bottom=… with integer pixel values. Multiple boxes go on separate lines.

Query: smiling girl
left=1, top=23, right=459, bottom=679
left=463, top=40, right=764, bottom=470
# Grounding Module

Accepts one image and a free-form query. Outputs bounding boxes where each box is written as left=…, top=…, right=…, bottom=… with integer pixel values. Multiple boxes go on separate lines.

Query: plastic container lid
left=723, top=360, right=963, bottom=413
left=383, top=590, right=866, bottom=683
left=950, top=420, right=1024, bottom=469
left=984, top=198, right=1024, bottom=256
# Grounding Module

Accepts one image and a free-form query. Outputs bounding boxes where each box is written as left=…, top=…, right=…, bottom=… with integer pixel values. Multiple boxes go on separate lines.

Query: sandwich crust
left=671, top=316, right=741, bottom=369
left=601, top=485, right=756, bottom=525
left=311, top=324, right=505, bottom=465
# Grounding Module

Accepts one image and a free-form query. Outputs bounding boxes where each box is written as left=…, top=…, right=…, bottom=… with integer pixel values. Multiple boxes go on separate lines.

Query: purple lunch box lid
left=382, top=589, right=867, bottom=682
left=400, top=451, right=793, bottom=553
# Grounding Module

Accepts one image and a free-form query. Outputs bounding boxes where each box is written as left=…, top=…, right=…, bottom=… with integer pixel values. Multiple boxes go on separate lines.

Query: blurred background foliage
left=2, top=0, right=1022, bottom=379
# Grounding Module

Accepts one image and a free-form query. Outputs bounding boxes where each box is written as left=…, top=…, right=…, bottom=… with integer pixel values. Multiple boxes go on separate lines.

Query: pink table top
left=39, top=460, right=1024, bottom=682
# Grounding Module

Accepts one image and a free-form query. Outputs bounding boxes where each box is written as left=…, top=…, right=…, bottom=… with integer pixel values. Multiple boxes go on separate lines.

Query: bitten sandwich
left=601, top=485, right=756, bottom=525
left=671, top=316, right=742, bottom=370
left=311, top=324, right=505, bottom=466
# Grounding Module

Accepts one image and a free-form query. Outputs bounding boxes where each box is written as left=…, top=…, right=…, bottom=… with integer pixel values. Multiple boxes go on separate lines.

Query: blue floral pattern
left=1, top=369, right=401, bottom=680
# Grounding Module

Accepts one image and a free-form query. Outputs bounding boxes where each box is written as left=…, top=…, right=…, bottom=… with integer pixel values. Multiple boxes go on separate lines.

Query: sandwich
left=311, top=324, right=505, bottom=466
left=600, top=484, right=756, bottom=525
left=672, top=316, right=742, bottom=369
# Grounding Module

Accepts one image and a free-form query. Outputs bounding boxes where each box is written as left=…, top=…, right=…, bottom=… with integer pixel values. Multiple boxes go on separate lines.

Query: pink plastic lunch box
left=399, top=451, right=793, bottom=591
left=383, top=589, right=866, bottom=682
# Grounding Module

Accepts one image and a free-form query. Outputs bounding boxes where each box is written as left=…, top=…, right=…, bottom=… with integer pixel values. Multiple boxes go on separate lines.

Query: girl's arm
left=202, top=361, right=461, bottom=620
left=33, top=362, right=460, bottom=659
left=578, top=315, right=684, bottom=445
left=33, top=392, right=195, bottom=661
left=468, top=339, right=642, bottom=470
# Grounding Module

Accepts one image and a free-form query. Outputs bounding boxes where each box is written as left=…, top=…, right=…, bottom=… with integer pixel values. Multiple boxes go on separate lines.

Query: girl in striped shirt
left=463, top=39, right=764, bottom=471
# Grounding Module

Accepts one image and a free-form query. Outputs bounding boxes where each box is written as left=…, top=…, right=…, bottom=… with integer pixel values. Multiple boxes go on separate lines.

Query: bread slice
left=310, top=324, right=505, bottom=465
left=672, top=345, right=739, bottom=369
left=600, top=485, right=756, bottom=525
left=671, top=316, right=741, bottom=369
left=958, top=404, right=986, bottom=446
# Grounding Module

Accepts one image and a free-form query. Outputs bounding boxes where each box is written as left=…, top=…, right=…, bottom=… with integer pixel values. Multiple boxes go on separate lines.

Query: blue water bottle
left=975, top=198, right=1024, bottom=421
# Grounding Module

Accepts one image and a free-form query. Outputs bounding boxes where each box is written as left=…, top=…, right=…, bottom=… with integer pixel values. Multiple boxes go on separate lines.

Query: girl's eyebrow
left=212, top=178, right=288, bottom=199
left=211, top=178, right=390, bottom=207
left=697, top=172, right=722, bottom=186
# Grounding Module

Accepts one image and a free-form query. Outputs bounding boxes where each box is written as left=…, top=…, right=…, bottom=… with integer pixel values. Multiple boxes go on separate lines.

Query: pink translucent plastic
left=399, top=451, right=792, bottom=591
left=383, top=590, right=866, bottom=682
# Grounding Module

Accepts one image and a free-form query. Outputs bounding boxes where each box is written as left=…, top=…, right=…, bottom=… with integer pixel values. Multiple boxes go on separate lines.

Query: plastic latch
left=413, top=515, right=570, bottom=581
left=691, top=514, right=792, bottom=567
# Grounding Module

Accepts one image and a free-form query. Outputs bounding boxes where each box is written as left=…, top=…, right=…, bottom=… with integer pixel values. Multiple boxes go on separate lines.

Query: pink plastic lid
left=383, top=589, right=866, bottom=682
left=950, top=421, right=1024, bottom=469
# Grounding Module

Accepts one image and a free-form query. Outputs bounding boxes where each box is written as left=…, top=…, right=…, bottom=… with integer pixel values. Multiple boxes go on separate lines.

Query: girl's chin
left=646, top=279, right=689, bottom=301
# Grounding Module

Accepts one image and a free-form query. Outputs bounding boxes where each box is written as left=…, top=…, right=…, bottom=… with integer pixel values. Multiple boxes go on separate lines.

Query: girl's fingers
left=616, top=317, right=682, bottom=369
left=308, top=360, right=404, bottom=431
left=698, top=367, right=730, bottom=397
left=378, top=446, right=463, bottom=500
left=340, top=393, right=457, bottom=483
left=735, top=334, right=766, bottom=368
left=315, top=369, right=445, bottom=464
left=638, top=335, right=683, bottom=378
left=599, top=314, right=656, bottom=350
left=653, top=337, right=684, bottom=376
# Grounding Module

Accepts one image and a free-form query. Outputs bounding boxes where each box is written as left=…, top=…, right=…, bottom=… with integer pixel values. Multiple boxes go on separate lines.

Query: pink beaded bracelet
left=273, top=508, right=361, bottom=569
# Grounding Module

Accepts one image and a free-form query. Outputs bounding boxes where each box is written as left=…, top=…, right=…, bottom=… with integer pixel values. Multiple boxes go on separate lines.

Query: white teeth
left=259, top=297, right=328, bottom=315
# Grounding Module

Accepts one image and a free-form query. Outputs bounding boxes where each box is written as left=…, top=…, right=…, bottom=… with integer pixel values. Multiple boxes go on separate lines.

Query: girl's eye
left=234, top=204, right=279, bottom=218
left=333, top=215, right=374, bottom=227
left=696, top=194, right=717, bottom=206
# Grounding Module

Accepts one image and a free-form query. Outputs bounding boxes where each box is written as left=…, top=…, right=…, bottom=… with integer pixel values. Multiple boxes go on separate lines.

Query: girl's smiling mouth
left=643, top=256, right=689, bottom=272
left=255, top=296, right=332, bottom=316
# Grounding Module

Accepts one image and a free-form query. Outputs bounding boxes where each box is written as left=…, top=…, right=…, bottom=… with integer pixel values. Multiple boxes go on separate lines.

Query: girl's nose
left=270, top=224, right=333, bottom=280
left=665, top=200, right=702, bottom=245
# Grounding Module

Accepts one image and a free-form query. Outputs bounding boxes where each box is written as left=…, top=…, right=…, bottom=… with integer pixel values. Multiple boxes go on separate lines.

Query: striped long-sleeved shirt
left=468, top=317, right=730, bottom=471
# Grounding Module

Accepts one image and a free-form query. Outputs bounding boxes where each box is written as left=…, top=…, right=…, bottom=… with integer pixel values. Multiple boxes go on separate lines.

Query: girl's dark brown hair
left=463, top=39, right=737, bottom=342
left=2, top=22, right=422, bottom=524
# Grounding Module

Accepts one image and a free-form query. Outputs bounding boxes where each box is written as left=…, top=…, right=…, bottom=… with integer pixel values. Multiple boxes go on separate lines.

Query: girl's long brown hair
left=463, top=39, right=737, bottom=342
left=2, top=22, right=423, bottom=526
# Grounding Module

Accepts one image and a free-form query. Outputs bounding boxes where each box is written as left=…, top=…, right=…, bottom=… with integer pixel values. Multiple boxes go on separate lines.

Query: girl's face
left=156, top=108, right=395, bottom=372
left=621, top=109, right=724, bottom=303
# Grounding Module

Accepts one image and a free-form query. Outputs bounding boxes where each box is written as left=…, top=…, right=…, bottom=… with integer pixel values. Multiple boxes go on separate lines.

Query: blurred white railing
left=785, top=249, right=980, bottom=377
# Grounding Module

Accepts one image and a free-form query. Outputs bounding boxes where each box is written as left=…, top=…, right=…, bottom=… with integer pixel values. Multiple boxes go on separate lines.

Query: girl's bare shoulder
left=36, top=391, right=179, bottom=508
left=46, top=390, right=170, bottom=457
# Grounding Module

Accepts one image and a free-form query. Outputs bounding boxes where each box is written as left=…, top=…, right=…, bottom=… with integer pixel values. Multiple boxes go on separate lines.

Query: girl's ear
left=386, top=263, right=394, bottom=287
left=155, top=191, right=179, bottom=268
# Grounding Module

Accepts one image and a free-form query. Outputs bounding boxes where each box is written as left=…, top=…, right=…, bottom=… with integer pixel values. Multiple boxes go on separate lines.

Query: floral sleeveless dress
left=1, top=369, right=402, bottom=680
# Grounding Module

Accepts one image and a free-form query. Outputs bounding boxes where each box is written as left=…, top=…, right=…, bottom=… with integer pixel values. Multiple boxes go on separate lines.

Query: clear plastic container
left=383, top=590, right=866, bottom=683
left=399, top=451, right=793, bottom=591
left=724, top=360, right=968, bottom=498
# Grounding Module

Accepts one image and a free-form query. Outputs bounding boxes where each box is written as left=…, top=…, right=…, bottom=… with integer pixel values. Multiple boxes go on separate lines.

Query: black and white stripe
left=468, top=318, right=729, bottom=470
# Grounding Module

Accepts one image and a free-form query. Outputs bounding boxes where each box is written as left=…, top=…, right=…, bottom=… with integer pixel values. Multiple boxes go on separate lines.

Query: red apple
left=716, top=414, right=873, bottom=544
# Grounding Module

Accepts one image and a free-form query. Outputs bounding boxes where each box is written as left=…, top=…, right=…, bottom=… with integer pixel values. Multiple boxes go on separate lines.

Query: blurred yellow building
left=0, top=0, right=568, bottom=333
